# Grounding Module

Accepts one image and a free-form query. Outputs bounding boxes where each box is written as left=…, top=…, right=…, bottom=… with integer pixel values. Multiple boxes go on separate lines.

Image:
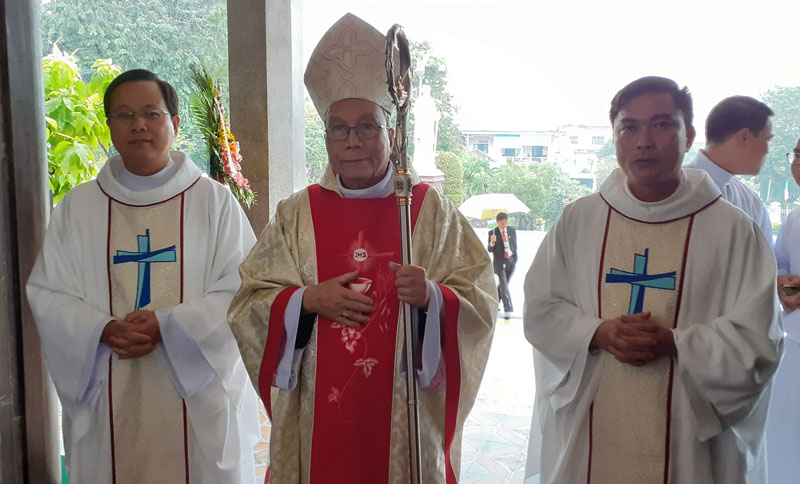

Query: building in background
left=463, top=124, right=611, bottom=190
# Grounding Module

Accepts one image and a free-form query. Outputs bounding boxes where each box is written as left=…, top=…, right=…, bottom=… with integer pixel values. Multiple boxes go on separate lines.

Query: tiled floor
left=252, top=315, right=536, bottom=484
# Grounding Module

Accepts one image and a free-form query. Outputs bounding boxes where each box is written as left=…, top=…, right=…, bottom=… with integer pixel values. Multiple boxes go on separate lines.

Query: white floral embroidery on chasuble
left=304, top=183, right=427, bottom=482
left=590, top=205, right=693, bottom=484
left=106, top=192, right=189, bottom=483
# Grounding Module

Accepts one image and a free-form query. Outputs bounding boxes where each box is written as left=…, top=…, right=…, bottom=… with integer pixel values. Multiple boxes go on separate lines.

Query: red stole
left=305, top=183, right=428, bottom=483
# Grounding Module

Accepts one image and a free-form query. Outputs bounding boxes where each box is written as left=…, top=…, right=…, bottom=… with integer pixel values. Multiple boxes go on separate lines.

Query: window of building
left=592, top=136, right=605, bottom=145
left=531, top=146, right=547, bottom=157
left=474, top=143, right=489, bottom=153
left=570, top=136, right=579, bottom=144
left=502, top=148, right=518, bottom=157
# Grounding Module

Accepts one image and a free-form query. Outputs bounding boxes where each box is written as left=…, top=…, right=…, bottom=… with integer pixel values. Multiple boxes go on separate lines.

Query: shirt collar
left=691, top=150, right=734, bottom=189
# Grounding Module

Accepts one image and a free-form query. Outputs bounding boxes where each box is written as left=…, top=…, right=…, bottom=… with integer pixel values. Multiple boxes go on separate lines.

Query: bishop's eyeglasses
left=325, top=122, right=389, bottom=141
left=108, top=110, right=172, bottom=123
left=788, top=151, right=800, bottom=164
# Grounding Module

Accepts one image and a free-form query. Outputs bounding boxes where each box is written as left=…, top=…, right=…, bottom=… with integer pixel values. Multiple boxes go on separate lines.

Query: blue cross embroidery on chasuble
left=605, top=248, right=676, bottom=315
left=112, top=229, right=177, bottom=311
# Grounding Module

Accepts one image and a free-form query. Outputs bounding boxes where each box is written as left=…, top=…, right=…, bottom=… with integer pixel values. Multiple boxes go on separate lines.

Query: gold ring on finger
left=341, top=309, right=351, bottom=319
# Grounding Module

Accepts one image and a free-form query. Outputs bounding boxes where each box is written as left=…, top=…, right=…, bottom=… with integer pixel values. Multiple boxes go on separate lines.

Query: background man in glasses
left=766, top=137, right=800, bottom=484
left=229, top=13, right=496, bottom=484
left=27, top=69, right=259, bottom=483
left=685, top=95, right=775, bottom=244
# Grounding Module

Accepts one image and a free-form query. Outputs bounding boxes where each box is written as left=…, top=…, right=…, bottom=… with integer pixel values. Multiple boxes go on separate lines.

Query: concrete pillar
left=1, top=1, right=60, bottom=483
left=227, top=0, right=306, bottom=236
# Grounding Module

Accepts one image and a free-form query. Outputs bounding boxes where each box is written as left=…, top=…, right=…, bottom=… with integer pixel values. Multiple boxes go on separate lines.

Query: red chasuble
left=304, top=183, right=428, bottom=483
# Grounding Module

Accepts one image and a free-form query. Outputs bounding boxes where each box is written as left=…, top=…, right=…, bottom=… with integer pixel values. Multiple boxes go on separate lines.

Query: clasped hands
left=302, top=262, right=429, bottom=328
left=590, top=311, right=676, bottom=366
left=100, top=310, right=162, bottom=359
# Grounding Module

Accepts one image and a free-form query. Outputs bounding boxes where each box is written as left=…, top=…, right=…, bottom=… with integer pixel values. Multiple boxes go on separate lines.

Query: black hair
left=609, top=76, right=693, bottom=128
left=103, top=69, right=179, bottom=117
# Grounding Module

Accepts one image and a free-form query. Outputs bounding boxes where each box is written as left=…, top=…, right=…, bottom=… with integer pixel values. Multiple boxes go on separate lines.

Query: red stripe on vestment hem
left=259, top=287, right=300, bottom=483
left=258, top=286, right=301, bottom=418
left=439, top=285, right=461, bottom=484
left=661, top=214, right=694, bottom=483
left=588, top=402, right=594, bottom=484
left=184, top=401, right=190, bottom=483
left=109, top=355, right=117, bottom=484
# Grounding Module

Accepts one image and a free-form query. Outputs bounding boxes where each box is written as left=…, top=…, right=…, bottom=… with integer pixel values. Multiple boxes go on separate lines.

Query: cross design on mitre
left=605, top=248, right=676, bottom=315
left=112, top=229, right=177, bottom=311
left=324, top=29, right=374, bottom=70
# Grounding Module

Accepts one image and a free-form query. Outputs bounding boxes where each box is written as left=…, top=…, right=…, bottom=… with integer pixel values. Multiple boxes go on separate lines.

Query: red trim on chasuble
left=106, top=197, right=118, bottom=484
left=305, top=183, right=428, bottom=484
left=660, top=214, right=695, bottom=483
left=105, top=193, right=190, bottom=482
left=109, top=356, right=117, bottom=484
left=180, top=193, right=190, bottom=484
left=596, top=206, right=613, bottom=319
left=439, top=286, right=462, bottom=484
left=258, top=286, right=301, bottom=416
left=588, top=207, right=696, bottom=484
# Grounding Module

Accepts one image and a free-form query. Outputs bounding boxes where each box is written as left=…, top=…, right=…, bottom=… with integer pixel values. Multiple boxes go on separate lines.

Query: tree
left=43, top=46, right=121, bottom=202
left=595, top=140, right=617, bottom=188
left=488, top=162, right=589, bottom=228
left=435, top=152, right=464, bottom=206
left=40, top=0, right=229, bottom=157
left=461, top=154, right=492, bottom=199
left=305, top=100, right=328, bottom=185
left=410, top=41, right=464, bottom=154
left=757, top=86, right=800, bottom=204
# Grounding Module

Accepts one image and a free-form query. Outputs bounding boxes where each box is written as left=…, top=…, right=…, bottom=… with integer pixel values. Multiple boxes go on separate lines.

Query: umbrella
left=458, top=193, right=530, bottom=220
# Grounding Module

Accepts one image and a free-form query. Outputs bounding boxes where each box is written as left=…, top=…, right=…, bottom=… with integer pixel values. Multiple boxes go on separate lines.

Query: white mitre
left=304, top=13, right=396, bottom=120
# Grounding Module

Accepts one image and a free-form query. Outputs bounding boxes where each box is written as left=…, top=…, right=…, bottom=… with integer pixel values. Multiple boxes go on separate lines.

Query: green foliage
left=756, top=86, right=800, bottom=203
left=40, top=0, right=229, bottom=155
left=410, top=41, right=463, bottom=154
left=488, top=163, right=590, bottom=227
left=462, top=153, right=492, bottom=199
left=305, top=101, right=328, bottom=185
left=435, top=152, right=464, bottom=206
left=43, top=46, right=121, bottom=202
left=594, top=140, right=618, bottom=188
left=190, top=63, right=255, bottom=208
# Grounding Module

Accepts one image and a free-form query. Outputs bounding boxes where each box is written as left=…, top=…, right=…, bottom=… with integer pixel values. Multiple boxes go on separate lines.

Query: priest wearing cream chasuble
left=26, top=70, right=259, bottom=483
left=524, top=77, right=782, bottom=484
left=228, top=13, right=497, bottom=484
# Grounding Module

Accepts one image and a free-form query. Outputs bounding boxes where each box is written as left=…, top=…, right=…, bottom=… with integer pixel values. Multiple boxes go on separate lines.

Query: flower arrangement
left=190, top=63, right=255, bottom=208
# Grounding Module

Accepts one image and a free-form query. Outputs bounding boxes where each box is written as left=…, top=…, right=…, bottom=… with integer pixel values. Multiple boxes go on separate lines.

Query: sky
left=302, top=0, right=800, bottom=135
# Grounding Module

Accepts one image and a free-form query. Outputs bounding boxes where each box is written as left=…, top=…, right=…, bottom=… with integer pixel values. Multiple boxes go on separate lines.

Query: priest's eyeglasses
left=325, top=123, right=389, bottom=141
left=108, top=110, right=172, bottom=123
left=788, top=152, right=800, bottom=165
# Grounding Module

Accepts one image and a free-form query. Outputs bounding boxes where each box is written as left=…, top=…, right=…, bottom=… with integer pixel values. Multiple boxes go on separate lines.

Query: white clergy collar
left=335, top=165, right=394, bottom=198
left=689, top=150, right=734, bottom=190
left=114, top=155, right=179, bottom=192
left=600, top=167, right=721, bottom=223
left=97, top=151, right=201, bottom=205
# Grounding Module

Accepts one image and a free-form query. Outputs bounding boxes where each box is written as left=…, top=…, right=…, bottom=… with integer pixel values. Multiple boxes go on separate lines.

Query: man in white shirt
left=685, top=96, right=774, bottom=243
